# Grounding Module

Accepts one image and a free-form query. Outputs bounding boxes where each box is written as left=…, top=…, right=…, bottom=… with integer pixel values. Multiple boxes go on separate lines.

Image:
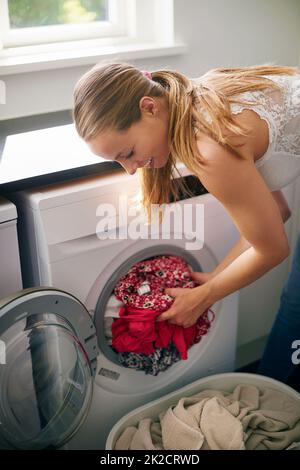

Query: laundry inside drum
left=103, top=254, right=215, bottom=376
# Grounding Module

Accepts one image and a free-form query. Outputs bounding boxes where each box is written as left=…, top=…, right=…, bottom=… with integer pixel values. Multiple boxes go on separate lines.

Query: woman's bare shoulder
left=195, top=108, right=269, bottom=164
left=195, top=132, right=252, bottom=165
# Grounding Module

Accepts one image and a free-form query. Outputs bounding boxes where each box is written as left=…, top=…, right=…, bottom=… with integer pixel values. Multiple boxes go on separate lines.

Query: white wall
left=1, top=0, right=300, bottom=120
left=1, top=0, right=300, bottom=367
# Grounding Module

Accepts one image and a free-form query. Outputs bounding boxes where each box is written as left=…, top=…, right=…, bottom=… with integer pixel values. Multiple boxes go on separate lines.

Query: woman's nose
left=122, top=162, right=137, bottom=175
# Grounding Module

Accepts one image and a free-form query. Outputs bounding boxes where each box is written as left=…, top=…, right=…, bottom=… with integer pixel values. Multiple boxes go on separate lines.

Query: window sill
left=0, top=38, right=188, bottom=76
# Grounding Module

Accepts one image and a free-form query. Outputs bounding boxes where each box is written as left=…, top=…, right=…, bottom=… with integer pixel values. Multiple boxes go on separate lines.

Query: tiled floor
left=236, top=361, right=300, bottom=393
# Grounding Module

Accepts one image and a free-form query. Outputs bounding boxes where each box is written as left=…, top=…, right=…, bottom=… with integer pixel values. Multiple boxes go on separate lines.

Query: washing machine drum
left=0, top=287, right=98, bottom=450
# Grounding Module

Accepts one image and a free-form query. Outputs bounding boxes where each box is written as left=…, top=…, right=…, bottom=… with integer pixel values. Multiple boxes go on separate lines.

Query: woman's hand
left=156, top=282, right=213, bottom=328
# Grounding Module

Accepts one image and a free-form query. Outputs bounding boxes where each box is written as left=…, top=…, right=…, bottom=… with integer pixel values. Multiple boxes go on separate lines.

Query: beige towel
left=233, top=385, right=300, bottom=449
left=130, top=419, right=163, bottom=450
left=115, top=419, right=163, bottom=450
left=114, top=384, right=300, bottom=450
left=200, top=397, right=245, bottom=450
left=161, top=395, right=245, bottom=450
left=114, top=426, right=138, bottom=450
left=161, top=397, right=209, bottom=450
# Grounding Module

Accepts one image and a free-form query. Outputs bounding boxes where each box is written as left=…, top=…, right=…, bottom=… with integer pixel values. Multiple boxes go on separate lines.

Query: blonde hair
left=73, top=61, right=299, bottom=222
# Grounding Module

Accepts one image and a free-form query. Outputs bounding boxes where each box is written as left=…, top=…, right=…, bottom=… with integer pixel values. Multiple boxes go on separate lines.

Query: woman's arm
left=195, top=142, right=290, bottom=305
left=208, top=190, right=291, bottom=279
left=209, top=235, right=251, bottom=279
left=157, top=148, right=291, bottom=326
left=205, top=241, right=288, bottom=305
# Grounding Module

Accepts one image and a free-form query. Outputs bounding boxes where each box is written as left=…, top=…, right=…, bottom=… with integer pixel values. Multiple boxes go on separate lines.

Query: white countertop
left=0, top=123, right=106, bottom=185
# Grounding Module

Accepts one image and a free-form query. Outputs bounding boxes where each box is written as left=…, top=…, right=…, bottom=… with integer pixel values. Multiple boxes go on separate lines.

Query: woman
left=73, top=62, right=300, bottom=381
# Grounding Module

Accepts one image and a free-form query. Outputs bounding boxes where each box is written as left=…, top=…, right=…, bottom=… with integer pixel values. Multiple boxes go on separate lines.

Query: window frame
left=0, top=0, right=182, bottom=77
left=0, top=0, right=128, bottom=48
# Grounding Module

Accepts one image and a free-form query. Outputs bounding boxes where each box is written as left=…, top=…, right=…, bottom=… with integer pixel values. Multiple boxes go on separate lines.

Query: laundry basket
left=105, top=372, right=300, bottom=450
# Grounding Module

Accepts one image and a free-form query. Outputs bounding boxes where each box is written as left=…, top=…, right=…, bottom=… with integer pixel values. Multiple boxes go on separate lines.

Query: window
left=0, top=0, right=182, bottom=76
left=0, top=0, right=128, bottom=47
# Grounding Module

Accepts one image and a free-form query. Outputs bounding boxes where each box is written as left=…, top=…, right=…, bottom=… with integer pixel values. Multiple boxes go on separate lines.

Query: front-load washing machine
left=4, top=165, right=241, bottom=449
left=0, top=197, right=22, bottom=298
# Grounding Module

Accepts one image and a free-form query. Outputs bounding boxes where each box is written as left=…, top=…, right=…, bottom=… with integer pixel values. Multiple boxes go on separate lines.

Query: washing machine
left=2, top=164, right=241, bottom=449
left=0, top=197, right=22, bottom=297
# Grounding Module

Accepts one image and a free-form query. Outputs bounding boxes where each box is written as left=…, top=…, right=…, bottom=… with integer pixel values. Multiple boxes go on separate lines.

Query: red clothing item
left=112, top=255, right=215, bottom=360
left=112, top=305, right=214, bottom=360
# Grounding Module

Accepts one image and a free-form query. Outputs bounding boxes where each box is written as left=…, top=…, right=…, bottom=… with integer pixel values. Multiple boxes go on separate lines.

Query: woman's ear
left=139, top=96, right=156, bottom=116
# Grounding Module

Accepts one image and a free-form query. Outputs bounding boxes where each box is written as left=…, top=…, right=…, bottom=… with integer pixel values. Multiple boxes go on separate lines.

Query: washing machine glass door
left=0, top=288, right=98, bottom=450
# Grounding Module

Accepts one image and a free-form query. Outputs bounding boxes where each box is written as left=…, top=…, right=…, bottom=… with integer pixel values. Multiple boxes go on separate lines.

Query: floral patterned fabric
left=117, top=344, right=181, bottom=376
left=111, top=255, right=215, bottom=363
left=114, top=255, right=197, bottom=310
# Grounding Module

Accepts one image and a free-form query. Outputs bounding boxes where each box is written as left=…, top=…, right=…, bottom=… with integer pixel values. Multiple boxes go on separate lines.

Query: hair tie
left=141, top=70, right=152, bottom=80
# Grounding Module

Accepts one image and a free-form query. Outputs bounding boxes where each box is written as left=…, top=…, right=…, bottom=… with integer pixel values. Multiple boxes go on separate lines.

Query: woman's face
left=87, top=96, right=170, bottom=175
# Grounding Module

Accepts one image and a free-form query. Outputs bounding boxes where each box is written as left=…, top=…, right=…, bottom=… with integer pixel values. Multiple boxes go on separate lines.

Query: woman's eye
left=125, top=151, right=134, bottom=160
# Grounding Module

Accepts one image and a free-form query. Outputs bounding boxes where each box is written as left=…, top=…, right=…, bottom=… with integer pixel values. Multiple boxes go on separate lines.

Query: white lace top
left=195, top=73, right=300, bottom=191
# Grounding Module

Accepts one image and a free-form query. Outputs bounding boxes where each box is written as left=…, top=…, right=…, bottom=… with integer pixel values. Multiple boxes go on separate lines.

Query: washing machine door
left=0, top=287, right=98, bottom=450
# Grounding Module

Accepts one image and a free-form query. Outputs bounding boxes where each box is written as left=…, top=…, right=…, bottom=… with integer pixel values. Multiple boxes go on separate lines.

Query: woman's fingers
left=190, top=271, right=212, bottom=284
